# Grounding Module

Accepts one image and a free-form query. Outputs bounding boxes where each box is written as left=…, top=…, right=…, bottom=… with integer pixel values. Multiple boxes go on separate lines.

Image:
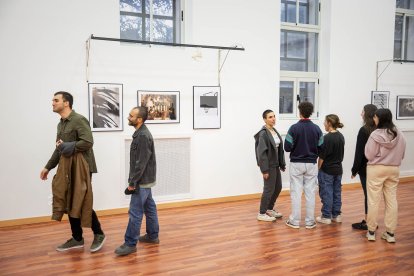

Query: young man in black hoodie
left=284, top=102, right=323, bottom=229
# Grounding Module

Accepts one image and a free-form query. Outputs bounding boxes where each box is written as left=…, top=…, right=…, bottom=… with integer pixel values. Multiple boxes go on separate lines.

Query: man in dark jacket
left=115, top=106, right=159, bottom=256
left=284, top=102, right=323, bottom=229
left=40, top=91, right=105, bottom=252
left=254, top=110, right=286, bottom=222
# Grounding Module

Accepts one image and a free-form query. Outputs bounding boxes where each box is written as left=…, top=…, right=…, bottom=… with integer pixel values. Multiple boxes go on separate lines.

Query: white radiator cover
left=122, top=135, right=191, bottom=205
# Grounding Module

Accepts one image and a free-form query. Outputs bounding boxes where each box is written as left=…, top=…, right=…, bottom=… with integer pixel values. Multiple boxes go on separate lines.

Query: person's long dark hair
left=362, top=104, right=377, bottom=135
left=375, top=108, right=397, bottom=139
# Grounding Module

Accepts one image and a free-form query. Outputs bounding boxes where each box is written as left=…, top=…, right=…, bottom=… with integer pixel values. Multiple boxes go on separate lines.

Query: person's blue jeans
left=124, top=187, right=159, bottom=247
left=318, top=170, right=342, bottom=219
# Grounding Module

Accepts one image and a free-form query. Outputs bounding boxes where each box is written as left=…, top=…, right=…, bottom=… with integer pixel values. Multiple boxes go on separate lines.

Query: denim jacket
left=128, top=124, right=156, bottom=187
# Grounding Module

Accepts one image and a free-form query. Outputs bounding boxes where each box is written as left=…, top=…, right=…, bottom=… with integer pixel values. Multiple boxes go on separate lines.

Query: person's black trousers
left=259, top=167, right=282, bottom=214
left=69, top=173, right=104, bottom=241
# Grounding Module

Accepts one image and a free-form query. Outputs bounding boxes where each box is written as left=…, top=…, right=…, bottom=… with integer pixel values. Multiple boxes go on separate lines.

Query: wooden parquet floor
left=1, top=183, right=414, bottom=275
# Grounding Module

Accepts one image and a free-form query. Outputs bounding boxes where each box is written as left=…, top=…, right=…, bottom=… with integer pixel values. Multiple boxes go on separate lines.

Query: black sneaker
left=139, top=234, right=160, bottom=244
left=352, top=220, right=368, bottom=230
left=56, top=238, right=84, bottom=252
left=90, top=234, right=106, bottom=252
left=114, top=244, right=137, bottom=256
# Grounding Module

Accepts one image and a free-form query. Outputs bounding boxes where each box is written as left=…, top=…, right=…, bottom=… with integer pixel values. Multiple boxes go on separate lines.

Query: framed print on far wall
left=371, top=91, right=390, bottom=108
left=193, top=86, right=221, bottom=129
left=137, top=90, right=180, bottom=124
left=396, top=95, right=414, bottom=120
left=88, top=83, right=123, bottom=132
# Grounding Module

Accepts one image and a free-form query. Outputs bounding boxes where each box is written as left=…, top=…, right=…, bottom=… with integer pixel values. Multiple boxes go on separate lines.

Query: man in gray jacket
left=115, top=106, right=159, bottom=256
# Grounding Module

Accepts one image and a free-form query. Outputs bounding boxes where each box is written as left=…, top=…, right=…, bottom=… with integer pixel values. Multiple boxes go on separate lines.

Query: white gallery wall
left=0, top=0, right=413, bottom=221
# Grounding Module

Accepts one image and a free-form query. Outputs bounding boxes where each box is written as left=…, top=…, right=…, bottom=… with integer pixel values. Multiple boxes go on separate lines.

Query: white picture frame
left=137, top=90, right=180, bottom=124
left=193, top=86, right=221, bottom=129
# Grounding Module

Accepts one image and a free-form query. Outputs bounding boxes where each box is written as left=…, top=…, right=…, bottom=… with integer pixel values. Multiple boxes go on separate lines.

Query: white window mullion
left=149, top=0, right=154, bottom=41
left=296, top=0, right=299, bottom=25
left=402, top=14, right=406, bottom=59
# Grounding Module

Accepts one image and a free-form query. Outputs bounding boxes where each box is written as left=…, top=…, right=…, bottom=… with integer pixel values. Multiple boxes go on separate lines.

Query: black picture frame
left=137, top=90, right=180, bottom=124
left=396, top=95, right=414, bottom=120
left=371, top=91, right=390, bottom=109
left=88, top=83, right=123, bottom=132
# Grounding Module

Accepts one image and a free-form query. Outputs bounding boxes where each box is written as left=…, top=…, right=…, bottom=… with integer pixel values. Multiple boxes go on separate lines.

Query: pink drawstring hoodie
left=365, top=128, right=406, bottom=166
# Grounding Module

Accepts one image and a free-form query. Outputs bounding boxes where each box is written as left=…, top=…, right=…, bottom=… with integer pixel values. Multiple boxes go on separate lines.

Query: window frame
left=279, top=77, right=319, bottom=119
left=394, top=5, right=414, bottom=60
left=120, top=0, right=182, bottom=43
left=280, top=0, right=320, bottom=119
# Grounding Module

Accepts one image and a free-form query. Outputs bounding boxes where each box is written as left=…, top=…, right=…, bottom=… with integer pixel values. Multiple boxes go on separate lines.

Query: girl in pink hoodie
left=364, top=108, right=406, bottom=243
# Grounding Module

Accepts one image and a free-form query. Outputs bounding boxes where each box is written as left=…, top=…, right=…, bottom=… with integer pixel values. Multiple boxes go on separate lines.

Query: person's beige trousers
left=367, top=165, right=400, bottom=233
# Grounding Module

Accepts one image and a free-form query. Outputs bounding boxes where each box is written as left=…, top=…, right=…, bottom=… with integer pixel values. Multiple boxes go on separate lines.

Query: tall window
left=394, top=0, right=414, bottom=60
left=120, top=0, right=181, bottom=43
left=280, top=0, right=320, bottom=118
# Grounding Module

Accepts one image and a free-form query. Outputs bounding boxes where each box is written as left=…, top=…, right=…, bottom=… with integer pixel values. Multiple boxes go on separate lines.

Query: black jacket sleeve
left=256, top=132, right=269, bottom=173
left=351, top=127, right=368, bottom=176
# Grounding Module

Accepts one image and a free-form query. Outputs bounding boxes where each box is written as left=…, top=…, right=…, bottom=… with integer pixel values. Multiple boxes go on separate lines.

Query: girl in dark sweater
left=316, top=114, right=345, bottom=224
left=351, top=104, right=377, bottom=230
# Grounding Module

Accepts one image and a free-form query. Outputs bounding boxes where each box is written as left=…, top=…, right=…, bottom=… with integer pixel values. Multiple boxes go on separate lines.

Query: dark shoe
left=90, top=234, right=106, bottom=252
left=139, top=234, right=160, bottom=244
left=56, top=238, right=84, bottom=252
left=114, top=244, right=137, bottom=256
left=352, top=220, right=368, bottom=230
left=285, top=220, right=300, bottom=229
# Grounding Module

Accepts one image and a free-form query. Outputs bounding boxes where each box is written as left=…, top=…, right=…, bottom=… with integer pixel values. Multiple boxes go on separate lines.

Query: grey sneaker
left=305, top=222, right=317, bottom=229
left=90, top=234, right=106, bottom=252
left=366, top=231, right=376, bottom=241
left=266, top=210, right=283, bottom=218
left=139, top=234, right=160, bottom=244
left=332, top=215, right=342, bottom=223
left=285, top=220, right=300, bottom=229
left=114, top=244, right=137, bottom=256
left=257, top=213, right=276, bottom=222
left=316, top=216, right=332, bottom=224
left=381, top=232, right=396, bottom=243
left=56, top=238, right=84, bottom=252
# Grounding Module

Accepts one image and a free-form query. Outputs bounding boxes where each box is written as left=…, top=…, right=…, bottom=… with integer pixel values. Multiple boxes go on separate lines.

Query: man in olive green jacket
left=40, top=91, right=105, bottom=253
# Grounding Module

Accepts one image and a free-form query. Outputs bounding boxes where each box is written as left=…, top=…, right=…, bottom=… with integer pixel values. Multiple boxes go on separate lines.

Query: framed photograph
left=396, top=95, right=414, bottom=120
left=193, top=86, right=221, bottom=129
left=137, top=91, right=180, bottom=124
left=371, top=91, right=390, bottom=108
left=88, top=83, right=123, bottom=131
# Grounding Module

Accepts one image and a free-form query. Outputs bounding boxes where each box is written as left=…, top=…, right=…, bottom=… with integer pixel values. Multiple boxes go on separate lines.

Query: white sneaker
left=381, top=232, right=396, bottom=243
left=257, top=213, right=276, bottom=222
left=366, top=231, right=376, bottom=241
left=332, top=215, right=342, bottom=223
left=316, top=216, right=332, bottom=224
left=266, top=210, right=283, bottom=218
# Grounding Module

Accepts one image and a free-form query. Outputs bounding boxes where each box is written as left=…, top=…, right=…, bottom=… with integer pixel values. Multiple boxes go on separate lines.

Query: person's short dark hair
left=298, top=102, right=314, bottom=118
left=135, top=106, right=148, bottom=122
left=262, top=109, right=274, bottom=119
left=54, top=91, right=73, bottom=109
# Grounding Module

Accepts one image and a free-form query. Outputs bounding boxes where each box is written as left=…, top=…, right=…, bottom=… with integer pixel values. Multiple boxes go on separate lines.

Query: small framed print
left=396, top=95, right=414, bottom=120
left=137, top=90, right=180, bottom=124
left=88, top=83, right=123, bottom=131
left=371, top=91, right=390, bottom=109
left=193, top=86, right=221, bottom=129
